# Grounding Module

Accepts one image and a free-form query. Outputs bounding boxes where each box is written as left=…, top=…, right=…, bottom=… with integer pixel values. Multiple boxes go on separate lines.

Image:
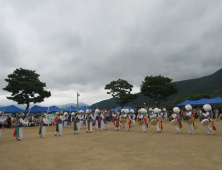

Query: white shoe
left=192, top=132, right=196, bottom=135
left=211, top=132, right=215, bottom=135
left=174, top=132, right=178, bottom=134
left=207, top=133, right=211, bottom=135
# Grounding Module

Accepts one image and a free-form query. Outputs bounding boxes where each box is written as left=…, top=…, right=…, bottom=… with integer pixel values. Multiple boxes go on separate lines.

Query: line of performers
left=0, top=103, right=218, bottom=141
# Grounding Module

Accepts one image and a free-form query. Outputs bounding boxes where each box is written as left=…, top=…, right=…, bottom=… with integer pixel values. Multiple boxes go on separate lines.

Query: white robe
left=40, top=118, right=49, bottom=138
left=55, top=116, right=64, bottom=136
left=18, top=118, right=29, bottom=140
left=0, top=117, right=7, bottom=138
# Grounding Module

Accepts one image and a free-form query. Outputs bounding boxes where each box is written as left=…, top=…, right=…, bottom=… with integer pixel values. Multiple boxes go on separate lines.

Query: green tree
left=2, top=68, right=51, bottom=110
left=140, top=75, right=178, bottom=107
left=187, top=93, right=211, bottom=100
left=104, top=79, right=138, bottom=108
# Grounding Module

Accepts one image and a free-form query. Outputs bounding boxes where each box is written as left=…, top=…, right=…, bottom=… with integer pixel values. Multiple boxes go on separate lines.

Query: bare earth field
left=0, top=120, right=222, bottom=170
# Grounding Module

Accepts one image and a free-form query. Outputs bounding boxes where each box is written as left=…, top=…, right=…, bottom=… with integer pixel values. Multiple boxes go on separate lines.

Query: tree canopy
left=140, top=75, right=178, bottom=107
left=2, top=68, right=51, bottom=110
left=104, top=79, right=138, bottom=108
left=187, top=93, right=211, bottom=100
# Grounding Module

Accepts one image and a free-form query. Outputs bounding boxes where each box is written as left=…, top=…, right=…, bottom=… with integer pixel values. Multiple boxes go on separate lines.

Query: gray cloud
left=0, top=0, right=222, bottom=106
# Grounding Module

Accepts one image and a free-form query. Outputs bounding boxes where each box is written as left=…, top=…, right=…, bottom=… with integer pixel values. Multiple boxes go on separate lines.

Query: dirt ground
left=0, top=120, right=222, bottom=170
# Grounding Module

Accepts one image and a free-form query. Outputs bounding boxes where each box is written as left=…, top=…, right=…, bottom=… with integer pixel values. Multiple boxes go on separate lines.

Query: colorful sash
left=144, top=118, right=148, bottom=128
left=158, top=118, right=163, bottom=130
left=38, top=122, right=43, bottom=134
left=127, top=119, right=131, bottom=129
left=86, top=119, right=92, bottom=131
left=177, top=118, right=182, bottom=129
left=98, top=119, right=101, bottom=128
left=115, top=117, right=120, bottom=128
left=73, top=120, right=78, bottom=131
left=13, top=123, right=20, bottom=137
left=209, top=118, right=217, bottom=131
left=55, top=121, right=60, bottom=132
left=191, top=114, right=198, bottom=130
left=103, top=118, right=107, bottom=124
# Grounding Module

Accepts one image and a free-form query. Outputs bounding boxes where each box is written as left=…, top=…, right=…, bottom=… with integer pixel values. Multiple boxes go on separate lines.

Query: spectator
left=214, top=107, right=219, bottom=121
left=7, top=116, right=11, bottom=128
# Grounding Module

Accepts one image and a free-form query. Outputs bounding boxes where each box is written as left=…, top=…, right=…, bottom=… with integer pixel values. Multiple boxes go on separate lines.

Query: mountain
left=90, top=68, right=222, bottom=109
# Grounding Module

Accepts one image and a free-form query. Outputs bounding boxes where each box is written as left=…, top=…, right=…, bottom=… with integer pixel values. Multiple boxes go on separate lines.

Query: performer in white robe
left=129, top=109, right=135, bottom=127
left=63, top=112, right=68, bottom=128
left=103, top=111, right=109, bottom=130
left=162, top=108, right=168, bottom=122
left=202, top=104, right=216, bottom=135
left=120, top=109, right=127, bottom=128
left=72, top=112, right=80, bottom=134
left=85, top=110, right=93, bottom=133
left=39, top=113, right=49, bottom=138
left=95, top=109, right=102, bottom=130
left=55, top=112, right=64, bottom=136
left=172, top=107, right=182, bottom=134
left=79, top=110, right=84, bottom=128
left=150, top=108, right=162, bottom=133
left=14, top=113, right=29, bottom=140
left=137, top=108, right=148, bottom=132
left=185, top=104, right=196, bottom=135
left=0, top=111, right=7, bottom=139
left=112, top=111, right=121, bottom=131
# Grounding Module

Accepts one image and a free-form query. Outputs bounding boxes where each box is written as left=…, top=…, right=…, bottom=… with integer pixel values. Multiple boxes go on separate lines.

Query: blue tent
left=110, top=106, right=122, bottom=112
left=48, top=105, right=64, bottom=113
left=26, top=105, right=48, bottom=113
left=0, top=105, right=25, bottom=114
left=176, top=97, right=222, bottom=107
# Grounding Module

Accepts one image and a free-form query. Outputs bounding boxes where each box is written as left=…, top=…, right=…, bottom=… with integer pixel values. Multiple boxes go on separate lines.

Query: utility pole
left=77, top=92, right=80, bottom=108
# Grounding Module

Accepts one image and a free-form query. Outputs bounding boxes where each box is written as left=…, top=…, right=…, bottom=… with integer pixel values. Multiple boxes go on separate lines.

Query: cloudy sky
left=0, top=0, right=222, bottom=106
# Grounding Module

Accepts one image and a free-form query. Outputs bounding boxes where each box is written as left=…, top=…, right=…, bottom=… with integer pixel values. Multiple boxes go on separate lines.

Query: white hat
left=124, top=109, right=129, bottom=114
left=130, top=109, right=134, bottom=113
left=173, top=107, right=180, bottom=114
left=140, top=108, right=147, bottom=114
left=163, top=108, right=166, bottom=112
left=121, top=109, right=125, bottom=113
left=154, top=108, right=160, bottom=113
left=64, top=112, right=68, bottom=115
left=149, top=108, right=153, bottom=111
left=185, top=104, right=192, bottom=111
left=203, top=104, right=212, bottom=112
left=71, top=112, right=75, bottom=116
left=95, top=109, right=100, bottom=113
left=43, top=113, right=47, bottom=117
left=116, top=111, right=120, bottom=115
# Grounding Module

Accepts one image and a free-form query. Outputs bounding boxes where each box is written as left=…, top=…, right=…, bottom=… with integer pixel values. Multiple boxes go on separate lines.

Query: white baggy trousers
left=55, top=124, right=63, bottom=136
